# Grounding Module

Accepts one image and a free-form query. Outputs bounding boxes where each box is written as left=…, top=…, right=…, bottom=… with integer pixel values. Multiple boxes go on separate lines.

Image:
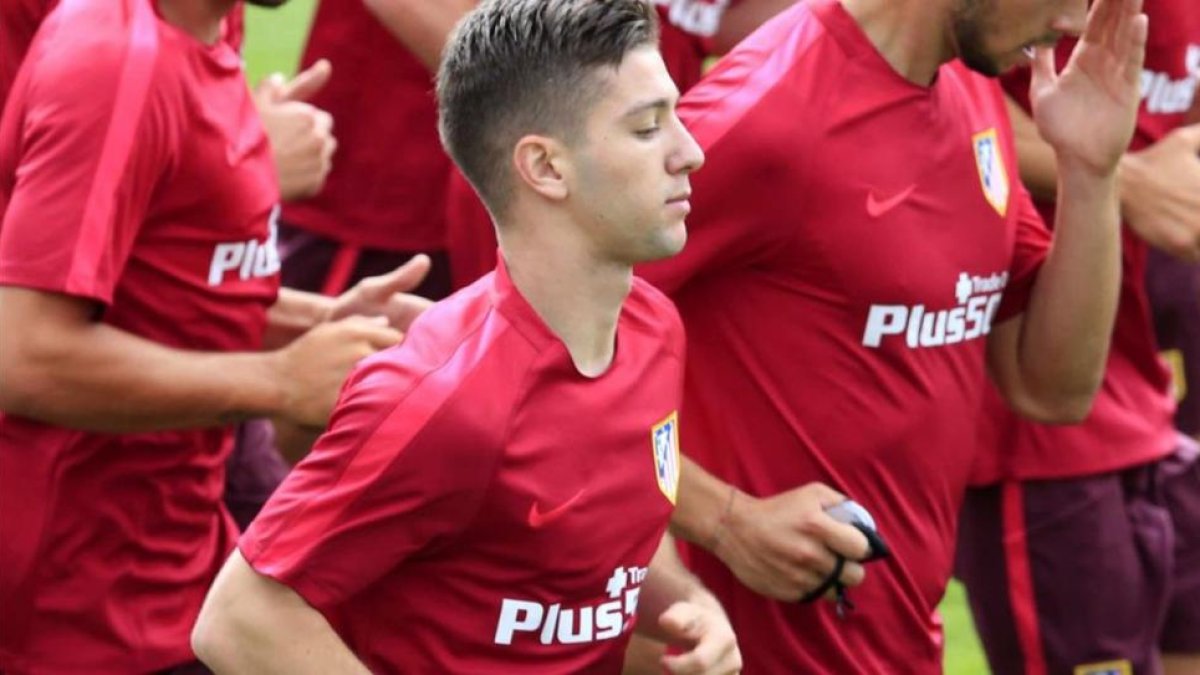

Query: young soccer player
left=192, top=1, right=744, bottom=673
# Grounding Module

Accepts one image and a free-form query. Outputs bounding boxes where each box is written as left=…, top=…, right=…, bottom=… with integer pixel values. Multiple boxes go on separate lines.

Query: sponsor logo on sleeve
left=1073, top=660, right=1132, bottom=675
left=861, top=271, right=1008, bottom=349
left=494, top=565, right=648, bottom=646
left=651, top=412, right=680, bottom=505
left=973, top=128, right=1009, bottom=217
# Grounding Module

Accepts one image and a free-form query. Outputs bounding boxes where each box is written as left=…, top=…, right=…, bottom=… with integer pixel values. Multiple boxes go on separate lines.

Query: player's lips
left=666, top=192, right=691, bottom=215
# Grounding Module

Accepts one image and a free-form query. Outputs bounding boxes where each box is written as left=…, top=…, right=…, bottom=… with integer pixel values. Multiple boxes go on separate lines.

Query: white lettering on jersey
left=651, top=0, right=731, bottom=37
left=1138, top=44, right=1200, bottom=115
left=494, top=565, right=648, bottom=647
left=862, top=271, right=1008, bottom=349
left=207, top=205, right=281, bottom=286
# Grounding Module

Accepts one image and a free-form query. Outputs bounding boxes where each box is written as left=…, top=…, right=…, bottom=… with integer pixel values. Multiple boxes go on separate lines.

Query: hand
left=713, top=484, right=869, bottom=601
left=327, top=255, right=435, bottom=331
left=1119, top=123, right=1200, bottom=260
left=657, top=601, right=741, bottom=675
left=273, top=315, right=401, bottom=427
left=255, top=59, right=337, bottom=201
left=1030, top=0, right=1148, bottom=176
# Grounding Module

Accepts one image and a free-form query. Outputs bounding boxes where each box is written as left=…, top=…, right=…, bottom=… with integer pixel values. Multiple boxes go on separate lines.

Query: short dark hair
left=437, top=0, right=659, bottom=216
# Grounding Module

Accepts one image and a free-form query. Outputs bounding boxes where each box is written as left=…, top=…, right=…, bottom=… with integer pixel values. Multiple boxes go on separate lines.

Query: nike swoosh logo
left=866, top=184, right=917, bottom=218
left=527, top=489, right=587, bottom=529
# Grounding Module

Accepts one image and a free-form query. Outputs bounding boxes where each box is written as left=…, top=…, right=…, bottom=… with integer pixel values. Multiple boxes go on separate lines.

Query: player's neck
left=839, top=0, right=956, bottom=86
left=498, top=218, right=632, bottom=379
left=156, top=0, right=236, bottom=45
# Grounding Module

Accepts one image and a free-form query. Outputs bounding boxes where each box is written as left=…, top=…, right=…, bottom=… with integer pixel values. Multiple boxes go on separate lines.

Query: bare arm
left=0, top=287, right=399, bottom=432
left=635, top=534, right=741, bottom=675
left=360, top=0, right=475, bottom=72
left=193, top=550, right=371, bottom=675
left=986, top=0, right=1146, bottom=423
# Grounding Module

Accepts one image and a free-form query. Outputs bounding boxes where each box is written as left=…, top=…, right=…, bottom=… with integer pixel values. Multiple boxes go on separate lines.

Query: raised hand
left=328, top=254, right=435, bottom=331
left=1030, top=0, right=1148, bottom=175
left=273, top=315, right=401, bottom=427
left=255, top=59, right=338, bottom=201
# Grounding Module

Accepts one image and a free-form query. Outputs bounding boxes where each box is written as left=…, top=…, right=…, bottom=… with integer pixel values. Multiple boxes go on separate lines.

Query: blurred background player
left=957, top=2, right=1200, bottom=673
left=0, top=0, right=347, bottom=533
left=632, top=0, right=1147, bottom=671
left=274, top=0, right=464, bottom=300
left=192, top=2, right=740, bottom=673
left=0, top=0, right=428, bottom=670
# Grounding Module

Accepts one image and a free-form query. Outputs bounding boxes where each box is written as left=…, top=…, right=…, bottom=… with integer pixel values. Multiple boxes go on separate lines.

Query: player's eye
left=634, top=126, right=661, bottom=139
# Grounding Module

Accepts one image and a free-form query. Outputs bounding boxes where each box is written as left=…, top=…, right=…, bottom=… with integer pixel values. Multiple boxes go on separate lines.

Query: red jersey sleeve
left=0, top=9, right=170, bottom=305
left=239, top=354, right=504, bottom=611
left=994, top=182, right=1051, bottom=322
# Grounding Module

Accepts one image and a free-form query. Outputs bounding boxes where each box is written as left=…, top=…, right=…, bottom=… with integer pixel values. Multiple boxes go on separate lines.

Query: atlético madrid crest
left=972, top=128, right=1010, bottom=217
left=651, top=412, right=681, bottom=505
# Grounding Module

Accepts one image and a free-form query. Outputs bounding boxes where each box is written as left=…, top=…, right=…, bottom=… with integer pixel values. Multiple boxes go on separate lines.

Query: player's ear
left=512, top=135, right=569, bottom=202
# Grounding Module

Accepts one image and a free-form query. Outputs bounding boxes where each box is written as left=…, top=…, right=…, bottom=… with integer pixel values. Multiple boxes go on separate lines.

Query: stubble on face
left=951, top=0, right=1004, bottom=77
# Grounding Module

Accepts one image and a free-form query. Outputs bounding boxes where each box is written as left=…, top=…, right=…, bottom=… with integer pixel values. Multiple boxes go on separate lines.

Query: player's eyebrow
left=622, top=97, right=675, bottom=119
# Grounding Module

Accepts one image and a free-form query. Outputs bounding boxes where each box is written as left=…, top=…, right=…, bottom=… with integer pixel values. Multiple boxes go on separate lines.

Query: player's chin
left=644, top=222, right=688, bottom=262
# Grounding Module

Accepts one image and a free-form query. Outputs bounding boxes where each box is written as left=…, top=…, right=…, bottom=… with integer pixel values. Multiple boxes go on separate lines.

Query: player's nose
left=669, top=119, right=705, bottom=175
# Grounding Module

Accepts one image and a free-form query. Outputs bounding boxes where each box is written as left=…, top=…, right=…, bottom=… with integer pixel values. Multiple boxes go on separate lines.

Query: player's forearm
left=361, top=0, right=474, bottom=72
left=0, top=287, right=288, bottom=431
left=669, top=456, right=744, bottom=551
left=1009, top=164, right=1121, bottom=420
left=264, top=287, right=333, bottom=349
left=194, top=552, right=371, bottom=675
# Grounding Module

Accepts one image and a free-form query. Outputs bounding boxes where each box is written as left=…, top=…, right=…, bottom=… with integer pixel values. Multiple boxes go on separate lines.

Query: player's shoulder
left=680, top=0, right=836, bottom=156
left=22, top=0, right=168, bottom=114
left=345, top=273, right=543, bottom=432
left=31, top=0, right=160, bottom=78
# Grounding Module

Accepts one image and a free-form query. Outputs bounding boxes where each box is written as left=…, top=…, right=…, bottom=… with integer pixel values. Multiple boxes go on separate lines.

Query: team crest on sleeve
left=651, top=412, right=681, bottom=505
left=1073, top=660, right=1132, bottom=675
left=972, top=128, right=1009, bottom=217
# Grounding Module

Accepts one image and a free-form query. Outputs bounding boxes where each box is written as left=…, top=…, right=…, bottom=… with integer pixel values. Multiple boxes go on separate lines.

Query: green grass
left=242, top=0, right=318, bottom=85
left=238, top=5, right=991, bottom=673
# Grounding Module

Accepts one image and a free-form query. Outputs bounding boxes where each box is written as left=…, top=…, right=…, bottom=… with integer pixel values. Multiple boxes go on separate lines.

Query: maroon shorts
left=956, top=438, right=1200, bottom=675
left=1146, top=248, right=1200, bottom=436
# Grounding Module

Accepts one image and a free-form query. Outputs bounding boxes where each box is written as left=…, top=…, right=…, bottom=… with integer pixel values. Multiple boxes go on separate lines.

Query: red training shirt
left=0, top=0, right=279, bottom=670
left=242, top=262, right=685, bottom=672
left=636, top=1, right=1051, bottom=671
